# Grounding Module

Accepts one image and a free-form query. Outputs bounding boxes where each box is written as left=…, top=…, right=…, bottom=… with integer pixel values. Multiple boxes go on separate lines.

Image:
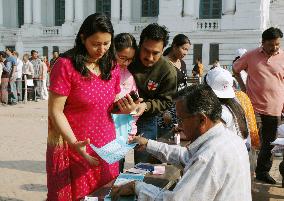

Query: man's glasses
left=177, top=115, right=195, bottom=125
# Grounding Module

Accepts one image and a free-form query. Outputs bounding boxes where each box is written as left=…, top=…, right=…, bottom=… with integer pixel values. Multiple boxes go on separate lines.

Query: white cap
left=236, top=48, right=247, bottom=57
left=278, top=124, right=284, bottom=138
left=206, top=67, right=235, bottom=98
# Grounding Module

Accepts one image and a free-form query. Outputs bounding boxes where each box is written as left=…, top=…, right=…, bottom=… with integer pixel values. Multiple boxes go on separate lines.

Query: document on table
left=114, top=173, right=145, bottom=186
left=90, top=138, right=137, bottom=164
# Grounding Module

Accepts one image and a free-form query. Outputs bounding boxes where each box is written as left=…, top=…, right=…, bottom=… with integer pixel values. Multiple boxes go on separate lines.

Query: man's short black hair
left=0, top=51, right=8, bottom=58
left=139, top=23, right=169, bottom=47
left=262, top=27, right=283, bottom=41
left=173, top=84, right=222, bottom=122
left=53, top=50, right=59, bottom=54
left=31, top=50, right=38, bottom=55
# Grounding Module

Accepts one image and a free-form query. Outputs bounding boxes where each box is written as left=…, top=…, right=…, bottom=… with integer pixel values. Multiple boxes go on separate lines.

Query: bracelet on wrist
left=144, top=102, right=148, bottom=112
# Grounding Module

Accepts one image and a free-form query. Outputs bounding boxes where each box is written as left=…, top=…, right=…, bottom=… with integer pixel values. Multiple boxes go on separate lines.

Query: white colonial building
left=0, top=0, right=283, bottom=70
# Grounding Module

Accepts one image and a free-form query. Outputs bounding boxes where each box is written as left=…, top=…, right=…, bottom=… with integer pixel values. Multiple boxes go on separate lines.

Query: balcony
left=42, top=26, right=61, bottom=36
left=196, top=19, right=220, bottom=31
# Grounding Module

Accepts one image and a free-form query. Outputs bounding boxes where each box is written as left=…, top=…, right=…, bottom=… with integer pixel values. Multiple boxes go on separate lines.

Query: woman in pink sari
left=47, top=13, right=137, bottom=201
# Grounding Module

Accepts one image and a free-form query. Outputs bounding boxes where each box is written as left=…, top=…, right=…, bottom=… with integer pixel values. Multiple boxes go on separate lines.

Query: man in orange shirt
left=233, top=27, right=284, bottom=184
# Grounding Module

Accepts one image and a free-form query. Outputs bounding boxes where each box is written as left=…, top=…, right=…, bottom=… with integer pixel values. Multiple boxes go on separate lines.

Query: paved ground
left=0, top=101, right=47, bottom=201
left=0, top=101, right=283, bottom=201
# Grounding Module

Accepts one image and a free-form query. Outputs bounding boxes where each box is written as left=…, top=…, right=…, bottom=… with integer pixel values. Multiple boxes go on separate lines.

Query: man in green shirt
left=128, top=23, right=177, bottom=164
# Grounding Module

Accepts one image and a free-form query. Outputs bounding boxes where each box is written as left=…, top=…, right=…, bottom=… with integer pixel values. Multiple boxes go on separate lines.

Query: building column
left=111, top=0, right=120, bottom=22
left=122, top=0, right=131, bottom=21
left=202, top=43, right=210, bottom=67
left=74, top=0, right=84, bottom=23
left=32, top=0, right=41, bottom=24
left=15, top=40, right=24, bottom=58
left=24, top=0, right=32, bottom=24
left=65, top=0, right=74, bottom=23
left=222, top=0, right=236, bottom=15
left=0, top=0, right=3, bottom=27
left=183, top=0, right=195, bottom=17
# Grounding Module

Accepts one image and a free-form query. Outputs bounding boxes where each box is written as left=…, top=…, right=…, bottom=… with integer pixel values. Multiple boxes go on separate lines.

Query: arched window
left=18, top=0, right=24, bottom=28
left=142, top=0, right=159, bottom=17
left=96, top=0, right=111, bottom=18
left=55, top=0, right=65, bottom=26
left=199, top=0, right=222, bottom=19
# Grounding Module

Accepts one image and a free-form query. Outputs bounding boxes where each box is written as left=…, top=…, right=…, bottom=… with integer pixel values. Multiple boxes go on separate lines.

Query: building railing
left=196, top=19, right=220, bottom=31
left=42, top=26, right=61, bottom=36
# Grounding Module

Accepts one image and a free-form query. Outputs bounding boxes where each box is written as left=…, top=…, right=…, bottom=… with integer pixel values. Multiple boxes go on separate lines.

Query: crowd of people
left=1, top=12, right=282, bottom=201
left=0, top=49, right=60, bottom=105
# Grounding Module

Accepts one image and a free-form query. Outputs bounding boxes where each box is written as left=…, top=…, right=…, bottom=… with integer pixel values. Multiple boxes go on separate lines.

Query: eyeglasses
left=177, top=115, right=195, bottom=125
left=116, top=55, right=134, bottom=64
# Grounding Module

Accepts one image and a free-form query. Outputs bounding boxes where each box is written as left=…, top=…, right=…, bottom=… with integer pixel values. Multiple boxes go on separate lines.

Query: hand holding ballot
left=90, top=138, right=137, bottom=164
left=128, top=134, right=148, bottom=151
left=71, top=139, right=99, bottom=166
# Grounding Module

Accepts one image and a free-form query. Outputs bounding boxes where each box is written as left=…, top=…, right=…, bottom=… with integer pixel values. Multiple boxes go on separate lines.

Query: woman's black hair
left=219, top=98, right=249, bottom=139
left=114, top=33, right=138, bottom=52
left=163, top=34, right=191, bottom=56
left=61, top=13, right=115, bottom=80
left=204, top=74, right=249, bottom=139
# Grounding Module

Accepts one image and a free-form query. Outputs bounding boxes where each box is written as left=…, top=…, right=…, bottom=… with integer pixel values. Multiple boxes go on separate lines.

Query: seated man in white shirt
left=111, top=84, right=252, bottom=201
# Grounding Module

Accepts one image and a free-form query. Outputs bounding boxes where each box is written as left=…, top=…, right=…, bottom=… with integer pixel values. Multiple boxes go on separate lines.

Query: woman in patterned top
left=47, top=14, right=137, bottom=201
left=157, top=34, right=191, bottom=136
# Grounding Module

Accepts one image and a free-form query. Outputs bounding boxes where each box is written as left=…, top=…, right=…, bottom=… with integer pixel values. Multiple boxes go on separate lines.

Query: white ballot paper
left=90, top=138, right=137, bottom=164
left=27, top=79, right=34, bottom=86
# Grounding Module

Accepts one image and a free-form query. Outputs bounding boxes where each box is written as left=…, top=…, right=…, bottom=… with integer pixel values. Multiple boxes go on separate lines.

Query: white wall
left=41, top=0, right=55, bottom=26
left=3, top=0, right=18, bottom=28
left=86, top=0, right=96, bottom=16
left=270, top=0, right=284, bottom=30
left=131, top=0, right=141, bottom=22
left=2, top=0, right=284, bottom=72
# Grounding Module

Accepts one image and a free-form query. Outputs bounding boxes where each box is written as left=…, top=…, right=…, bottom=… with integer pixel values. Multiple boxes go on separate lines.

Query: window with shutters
left=193, top=44, right=203, bottom=64
left=200, top=0, right=222, bottom=19
left=55, top=0, right=65, bottom=26
left=142, top=0, right=159, bottom=17
left=96, top=0, right=111, bottom=18
left=18, top=0, right=24, bottom=28
left=209, top=43, right=219, bottom=64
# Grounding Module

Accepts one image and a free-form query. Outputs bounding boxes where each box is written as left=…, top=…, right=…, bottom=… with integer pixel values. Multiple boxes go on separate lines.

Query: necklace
left=167, top=56, right=181, bottom=69
left=87, top=62, right=100, bottom=75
